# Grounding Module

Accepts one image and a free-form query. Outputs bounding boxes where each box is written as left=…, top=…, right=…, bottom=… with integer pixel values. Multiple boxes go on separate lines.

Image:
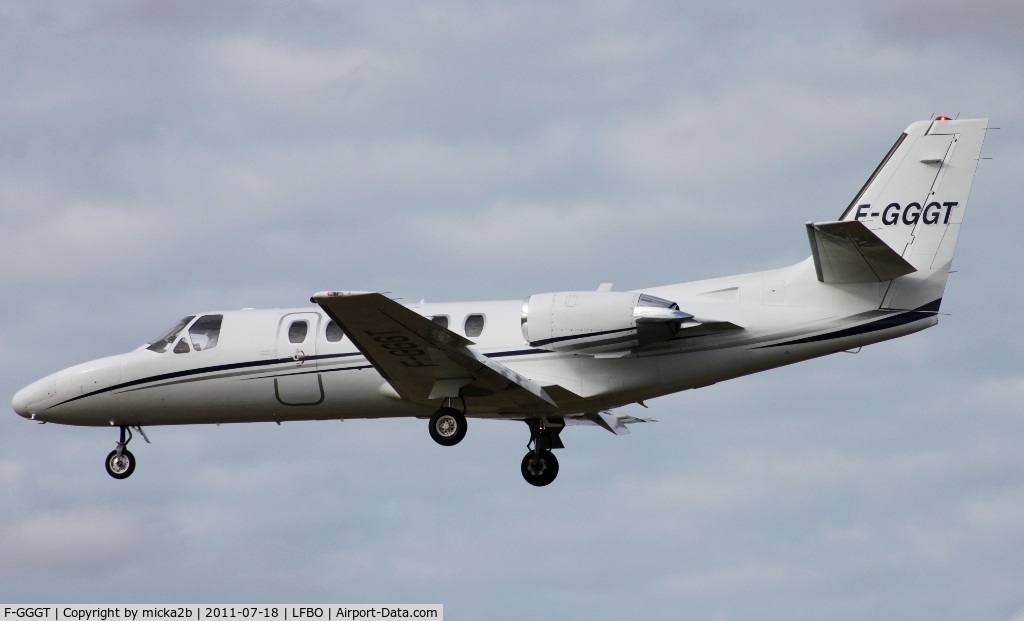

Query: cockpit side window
left=173, top=339, right=190, bottom=354
left=325, top=320, right=344, bottom=342
left=147, top=316, right=196, bottom=353
left=189, top=315, right=223, bottom=351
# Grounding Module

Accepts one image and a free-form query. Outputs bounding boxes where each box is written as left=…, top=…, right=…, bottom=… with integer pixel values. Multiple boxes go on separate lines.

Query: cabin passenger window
left=326, top=321, right=344, bottom=342
left=464, top=314, right=485, bottom=337
left=173, top=339, right=190, bottom=354
left=189, top=315, right=223, bottom=351
left=147, top=316, right=196, bottom=353
left=288, top=320, right=309, bottom=343
left=431, top=315, right=449, bottom=329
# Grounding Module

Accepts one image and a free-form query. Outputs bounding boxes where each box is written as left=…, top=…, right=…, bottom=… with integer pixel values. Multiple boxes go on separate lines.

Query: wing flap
left=565, top=410, right=657, bottom=435
left=449, top=345, right=556, bottom=406
left=806, top=220, right=917, bottom=284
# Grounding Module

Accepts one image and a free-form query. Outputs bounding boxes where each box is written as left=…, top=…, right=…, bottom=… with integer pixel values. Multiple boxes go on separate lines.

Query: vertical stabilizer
left=838, top=117, right=988, bottom=309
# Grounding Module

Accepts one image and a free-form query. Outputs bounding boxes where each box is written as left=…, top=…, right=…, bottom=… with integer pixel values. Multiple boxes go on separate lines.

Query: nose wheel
left=105, top=448, right=135, bottom=479
left=104, top=425, right=147, bottom=479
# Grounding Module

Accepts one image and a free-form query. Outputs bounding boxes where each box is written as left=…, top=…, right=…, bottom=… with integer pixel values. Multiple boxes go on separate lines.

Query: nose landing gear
left=105, top=426, right=135, bottom=479
left=105, top=448, right=135, bottom=479
left=104, top=425, right=148, bottom=479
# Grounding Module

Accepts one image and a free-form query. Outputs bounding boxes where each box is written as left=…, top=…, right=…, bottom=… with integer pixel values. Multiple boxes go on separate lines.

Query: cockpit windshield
left=146, top=316, right=195, bottom=353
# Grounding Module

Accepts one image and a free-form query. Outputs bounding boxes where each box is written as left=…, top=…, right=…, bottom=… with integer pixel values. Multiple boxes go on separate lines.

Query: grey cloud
left=863, top=0, right=1024, bottom=53
left=99, top=0, right=254, bottom=33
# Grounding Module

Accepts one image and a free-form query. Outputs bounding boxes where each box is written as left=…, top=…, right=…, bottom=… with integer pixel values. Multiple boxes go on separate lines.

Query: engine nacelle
left=521, top=291, right=694, bottom=354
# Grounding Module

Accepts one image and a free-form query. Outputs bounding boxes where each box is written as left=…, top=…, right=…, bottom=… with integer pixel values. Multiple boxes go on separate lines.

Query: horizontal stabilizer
left=806, top=220, right=917, bottom=284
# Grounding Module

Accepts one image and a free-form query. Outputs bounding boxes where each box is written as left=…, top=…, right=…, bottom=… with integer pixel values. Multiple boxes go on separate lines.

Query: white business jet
left=12, top=117, right=988, bottom=486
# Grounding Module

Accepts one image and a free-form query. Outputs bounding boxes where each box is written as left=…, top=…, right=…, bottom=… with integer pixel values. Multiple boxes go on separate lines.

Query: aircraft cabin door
left=274, top=312, right=324, bottom=406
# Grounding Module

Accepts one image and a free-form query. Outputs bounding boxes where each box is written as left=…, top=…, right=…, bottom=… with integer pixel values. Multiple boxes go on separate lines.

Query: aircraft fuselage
left=14, top=258, right=937, bottom=429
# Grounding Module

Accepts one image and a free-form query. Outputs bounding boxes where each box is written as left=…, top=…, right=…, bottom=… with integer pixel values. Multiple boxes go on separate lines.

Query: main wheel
left=429, top=407, right=467, bottom=446
left=521, top=450, right=559, bottom=486
left=105, top=449, right=136, bottom=479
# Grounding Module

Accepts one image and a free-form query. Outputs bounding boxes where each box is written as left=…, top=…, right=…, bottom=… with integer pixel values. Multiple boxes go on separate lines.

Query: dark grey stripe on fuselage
left=47, top=352, right=365, bottom=409
left=489, top=349, right=550, bottom=358
left=529, top=327, right=635, bottom=347
left=114, top=361, right=376, bottom=394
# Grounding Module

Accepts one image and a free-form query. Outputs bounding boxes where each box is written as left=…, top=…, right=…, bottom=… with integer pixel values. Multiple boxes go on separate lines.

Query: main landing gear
left=521, top=418, right=563, bottom=487
left=425, top=403, right=564, bottom=486
left=429, top=399, right=467, bottom=446
left=521, top=450, right=558, bottom=487
left=104, top=425, right=149, bottom=479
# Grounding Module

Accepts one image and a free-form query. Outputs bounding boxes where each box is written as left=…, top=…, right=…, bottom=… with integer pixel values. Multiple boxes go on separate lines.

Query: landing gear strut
left=105, top=425, right=136, bottom=479
left=429, top=399, right=467, bottom=446
left=521, top=418, right=563, bottom=486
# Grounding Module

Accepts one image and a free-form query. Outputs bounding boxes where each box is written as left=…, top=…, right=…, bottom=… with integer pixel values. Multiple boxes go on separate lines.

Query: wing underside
left=311, top=291, right=558, bottom=413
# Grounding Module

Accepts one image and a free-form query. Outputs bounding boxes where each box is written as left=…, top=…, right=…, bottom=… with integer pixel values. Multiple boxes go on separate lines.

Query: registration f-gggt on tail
left=13, top=117, right=989, bottom=486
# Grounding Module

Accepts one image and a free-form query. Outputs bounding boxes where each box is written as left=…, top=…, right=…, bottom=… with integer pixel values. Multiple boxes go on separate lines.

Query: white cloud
left=197, top=37, right=397, bottom=115
left=0, top=505, right=156, bottom=576
left=0, top=459, right=27, bottom=485
left=650, top=561, right=819, bottom=599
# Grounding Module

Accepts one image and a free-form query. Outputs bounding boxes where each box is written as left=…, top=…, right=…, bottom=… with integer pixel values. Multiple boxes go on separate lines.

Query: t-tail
left=805, top=117, right=989, bottom=311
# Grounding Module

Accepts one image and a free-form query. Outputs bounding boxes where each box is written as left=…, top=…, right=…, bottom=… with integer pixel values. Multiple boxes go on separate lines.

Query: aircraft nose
left=12, top=386, right=34, bottom=418
left=12, top=374, right=58, bottom=418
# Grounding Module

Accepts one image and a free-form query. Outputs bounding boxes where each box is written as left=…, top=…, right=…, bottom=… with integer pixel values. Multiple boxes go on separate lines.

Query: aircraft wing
left=806, top=220, right=917, bottom=284
left=311, top=291, right=556, bottom=410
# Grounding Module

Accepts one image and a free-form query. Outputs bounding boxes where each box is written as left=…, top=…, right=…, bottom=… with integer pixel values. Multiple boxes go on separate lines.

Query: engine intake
left=521, top=292, right=693, bottom=354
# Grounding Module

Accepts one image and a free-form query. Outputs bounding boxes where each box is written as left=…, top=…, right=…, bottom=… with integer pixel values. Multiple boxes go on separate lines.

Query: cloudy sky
left=1, top=0, right=1022, bottom=618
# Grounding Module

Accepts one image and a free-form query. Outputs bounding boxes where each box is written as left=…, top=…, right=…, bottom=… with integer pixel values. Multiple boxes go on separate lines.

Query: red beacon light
left=935, top=115, right=952, bottom=121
